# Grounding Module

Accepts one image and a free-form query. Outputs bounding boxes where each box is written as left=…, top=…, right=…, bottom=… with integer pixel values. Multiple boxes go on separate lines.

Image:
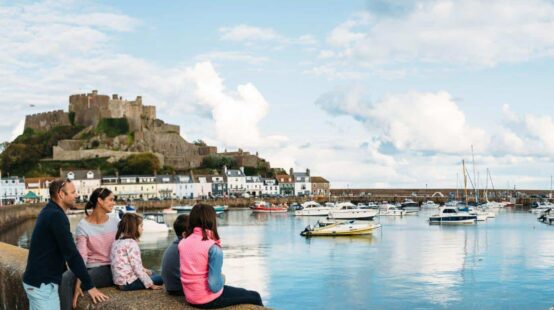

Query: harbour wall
left=0, top=204, right=42, bottom=234
left=0, top=242, right=266, bottom=310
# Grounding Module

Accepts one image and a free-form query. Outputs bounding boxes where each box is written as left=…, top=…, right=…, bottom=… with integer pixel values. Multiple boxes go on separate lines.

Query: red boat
left=250, top=201, right=288, bottom=213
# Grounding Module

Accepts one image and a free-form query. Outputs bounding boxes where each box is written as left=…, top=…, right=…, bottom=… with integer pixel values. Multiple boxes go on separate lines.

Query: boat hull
left=251, top=208, right=288, bottom=213
left=294, top=209, right=331, bottom=216
left=301, top=222, right=381, bottom=236
left=429, top=216, right=477, bottom=224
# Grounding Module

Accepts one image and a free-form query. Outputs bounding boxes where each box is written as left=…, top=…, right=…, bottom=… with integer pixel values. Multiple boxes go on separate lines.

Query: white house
left=262, top=178, right=279, bottom=196
left=194, top=176, right=212, bottom=199
left=175, top=175, right=195, bottom=199
left=24, top=177, right=56, bottom=202
left=224, top=166, right=246, bottom=196
left=61, top=169, right=101, bottom=201
left=1, top=176, right=25, bottom=204
left=245, top=175, right=263, bottom=197
left=102, top=175, right=157, bottom=200
left=291, top=168, right=312, bottom=196
left=211, top=175, right=227, bottom=197
left=156, top=175, right=176, bottom=199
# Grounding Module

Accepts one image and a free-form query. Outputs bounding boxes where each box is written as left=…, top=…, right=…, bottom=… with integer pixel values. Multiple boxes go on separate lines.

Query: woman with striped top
left=60, top=188, right=118, bottom=310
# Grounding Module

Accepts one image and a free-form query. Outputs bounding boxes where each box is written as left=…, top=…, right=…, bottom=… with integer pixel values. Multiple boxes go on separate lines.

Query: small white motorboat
left=295, top=201, right=332, bottom=216
left=379, top=204, right=406, bottom=216
left=429, top=206, right=477, bottom=224
left=172, top=205, right=194, bottom=212
left=300, top=220, right=381, bottom=236
left=421, top=201, right=439, bottom=208
left=328, top=202, right=379, bottom=220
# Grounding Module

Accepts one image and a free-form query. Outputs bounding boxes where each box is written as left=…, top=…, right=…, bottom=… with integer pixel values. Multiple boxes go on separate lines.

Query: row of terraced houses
left=0, top=167, right=330, bottom=204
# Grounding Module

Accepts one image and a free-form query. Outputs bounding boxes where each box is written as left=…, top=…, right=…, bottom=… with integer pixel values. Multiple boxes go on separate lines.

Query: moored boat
left=295, top=201, right=332, bottom=216
left=251, top=201, right=288, bottom=213
left=379, top=204, right=406, bottom=216
left=328, top=202, right=379, bottom=220
left=429, top=206, right=477, bottom=224
left=300, top=220, right=381, bottom=236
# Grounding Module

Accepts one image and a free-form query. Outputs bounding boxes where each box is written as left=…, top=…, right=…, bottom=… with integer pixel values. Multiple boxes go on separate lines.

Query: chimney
left=289, top=168, right=293, bottom=176
left=112, top=94, right=118, bottom=99
left=223, top=165, right=228, bottom=174
left=239, top=166, right=245, bottom=174
left=306, top=168, right=310, bottom=176
left=92, top=90, right=98, bottom=95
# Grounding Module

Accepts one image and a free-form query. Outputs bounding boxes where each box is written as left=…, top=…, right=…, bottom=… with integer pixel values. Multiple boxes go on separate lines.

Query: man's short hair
left=173, top=214, right=190, bottom=238
left=49, top=179, right=71, bottom=200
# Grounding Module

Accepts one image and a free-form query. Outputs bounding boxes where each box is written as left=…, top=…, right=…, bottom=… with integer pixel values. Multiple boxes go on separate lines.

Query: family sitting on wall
left=22, top=179, right=264, bottom=309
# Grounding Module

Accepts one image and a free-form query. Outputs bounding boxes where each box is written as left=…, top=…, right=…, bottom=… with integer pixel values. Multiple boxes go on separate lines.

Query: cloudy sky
left=3, top=0, right=554, bottom=189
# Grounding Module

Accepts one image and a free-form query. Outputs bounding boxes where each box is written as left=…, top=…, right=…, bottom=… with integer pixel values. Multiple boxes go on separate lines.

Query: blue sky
left=3, top=0, right=554, bottom=189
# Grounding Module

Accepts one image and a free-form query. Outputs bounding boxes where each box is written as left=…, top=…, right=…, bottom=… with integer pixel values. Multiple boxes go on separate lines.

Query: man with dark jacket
left=22, top=179, right=108, bottom=309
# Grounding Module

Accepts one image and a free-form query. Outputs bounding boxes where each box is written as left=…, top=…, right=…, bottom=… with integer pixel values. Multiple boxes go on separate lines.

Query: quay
left=0, top=242, right=266, bottom=310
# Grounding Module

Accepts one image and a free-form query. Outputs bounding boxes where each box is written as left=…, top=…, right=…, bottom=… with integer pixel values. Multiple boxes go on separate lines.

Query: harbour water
left=3, top=208, right=554, bottom=309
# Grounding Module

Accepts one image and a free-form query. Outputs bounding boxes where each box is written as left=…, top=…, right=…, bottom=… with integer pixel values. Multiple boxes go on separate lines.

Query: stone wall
left=70, top=90, right=156, bottom=131
left=57, top=139, right=84, bottom=151
left=24, top=110, right=70, bottom=132
left=0, top=204, right=41, bottom=234
left=0, top=242, right=266, bottom=310
left=52, top=148, right=165, bottom=166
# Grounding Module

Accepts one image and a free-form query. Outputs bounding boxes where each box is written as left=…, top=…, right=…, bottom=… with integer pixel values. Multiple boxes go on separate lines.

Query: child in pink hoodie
left=179, top=204, right=263, bottom=309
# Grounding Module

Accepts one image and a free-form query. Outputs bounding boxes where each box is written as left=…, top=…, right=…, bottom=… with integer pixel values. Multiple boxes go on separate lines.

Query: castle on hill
left=23, top=90, right=268, bottom=170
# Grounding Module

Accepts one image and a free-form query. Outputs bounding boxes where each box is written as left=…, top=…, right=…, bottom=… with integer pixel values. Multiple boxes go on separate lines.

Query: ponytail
left=85, top=187, right=113, bottom=215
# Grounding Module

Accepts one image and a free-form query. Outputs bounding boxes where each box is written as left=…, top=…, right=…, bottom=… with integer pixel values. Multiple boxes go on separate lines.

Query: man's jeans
left=23, top=282, right=60, bottom=310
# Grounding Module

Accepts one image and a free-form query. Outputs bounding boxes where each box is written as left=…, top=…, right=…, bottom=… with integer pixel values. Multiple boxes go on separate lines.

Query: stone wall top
left=0, top=242, right=267, bottom=310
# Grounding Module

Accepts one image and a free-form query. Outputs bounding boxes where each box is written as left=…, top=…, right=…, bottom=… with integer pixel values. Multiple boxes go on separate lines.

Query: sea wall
left=0, top=204, right=41, bottom=234
left=0, top=242, right=266, bottom=310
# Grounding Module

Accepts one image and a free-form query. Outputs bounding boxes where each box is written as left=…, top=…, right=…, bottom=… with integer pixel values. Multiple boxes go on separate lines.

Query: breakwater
left=0, top=242, right=266, bottom=310
left=0, top=204, right=41, bottom=234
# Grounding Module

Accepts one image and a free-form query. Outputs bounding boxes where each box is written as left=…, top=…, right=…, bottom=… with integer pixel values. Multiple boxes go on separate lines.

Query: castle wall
left=53, top=147, right=165, bottom=166
left=24, top=110, right=70, bottom=132
left=125, top=103, right=143, bottom=132
left=139, top=131, right=203, bottom=169
left=70, top=91, right=157, bottom=132
left=57, top=139, right=83, bottom=151
left=69, top=91, right=110, bottom=128
left=198, top=146, right=217, bottom=156
left=143, top=106, right=156, bottom=119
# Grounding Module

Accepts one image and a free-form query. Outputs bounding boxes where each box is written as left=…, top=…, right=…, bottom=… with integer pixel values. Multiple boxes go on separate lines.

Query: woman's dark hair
left=85, top=187, right=113, bottom=215
left=189, top=204, right=219, bottom=241
left=173, top=214, right=191, bottom=239
left=116, top=213, right=143, bottom=240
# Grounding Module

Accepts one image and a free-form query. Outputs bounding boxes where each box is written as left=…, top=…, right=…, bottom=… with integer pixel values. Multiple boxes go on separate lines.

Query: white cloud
left=495, top=105, right=554, bottom=156
left=325, top=0, right=554, bottom=66
left=185, top=62, right=288, bottom=149
left=195, top=51, right=269, bottom=64
left=316, top=89, right=489, bottom=153
left=219, top=25, right=281, bottom=42
left=219, top=24, right=317, bottom=48
left=10, top=119, right=25, bottom=141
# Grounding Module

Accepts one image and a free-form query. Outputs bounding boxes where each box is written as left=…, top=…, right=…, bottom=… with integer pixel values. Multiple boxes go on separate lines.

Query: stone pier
left=0, top=242, right=268, bottom=310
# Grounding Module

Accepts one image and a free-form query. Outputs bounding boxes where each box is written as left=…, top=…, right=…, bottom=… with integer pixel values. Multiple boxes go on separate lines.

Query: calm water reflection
left=6, top=208, right=554, bottom=309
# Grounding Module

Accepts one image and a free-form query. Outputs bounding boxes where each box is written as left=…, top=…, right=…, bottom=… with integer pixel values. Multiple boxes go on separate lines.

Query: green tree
left=201, top=154, right=237, bottom=170
left=96, top=118, right=129, bottom=137
left=193, top=139, right=207, bottom=146
left=118, top=153, right=160, bottom=175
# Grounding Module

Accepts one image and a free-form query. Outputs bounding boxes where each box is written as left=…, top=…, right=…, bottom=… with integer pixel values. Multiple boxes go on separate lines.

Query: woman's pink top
left=179, top=228, right=223, bottom=305
left=110, top=238, right=153, bottom=288
left=75, top=215, right=119, bottom=268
